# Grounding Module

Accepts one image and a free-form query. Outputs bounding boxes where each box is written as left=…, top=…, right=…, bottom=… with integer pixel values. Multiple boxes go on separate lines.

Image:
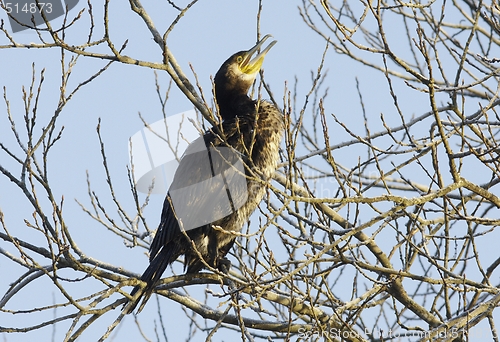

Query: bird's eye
left=236, top=56, right=243, bottom=63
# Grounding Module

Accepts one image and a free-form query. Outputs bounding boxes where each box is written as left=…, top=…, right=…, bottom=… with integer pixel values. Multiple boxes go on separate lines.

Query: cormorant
left=125, top=35, right=283, bottom=314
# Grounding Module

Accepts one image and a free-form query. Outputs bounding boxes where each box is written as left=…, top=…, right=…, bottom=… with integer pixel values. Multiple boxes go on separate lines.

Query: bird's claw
left=218, top=258, right=232, bottom=274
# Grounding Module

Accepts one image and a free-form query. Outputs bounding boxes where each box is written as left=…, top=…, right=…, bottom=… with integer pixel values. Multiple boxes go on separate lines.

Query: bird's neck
left=216, top=91, right=256, bottom=121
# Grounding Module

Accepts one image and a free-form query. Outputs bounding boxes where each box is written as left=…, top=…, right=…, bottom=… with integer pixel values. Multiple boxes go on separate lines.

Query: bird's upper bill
left=239, top=34, right=277, bottom=75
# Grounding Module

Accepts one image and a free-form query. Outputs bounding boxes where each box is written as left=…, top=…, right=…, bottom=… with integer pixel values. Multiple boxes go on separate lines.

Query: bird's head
left=214, top=34, right=277, bottom=115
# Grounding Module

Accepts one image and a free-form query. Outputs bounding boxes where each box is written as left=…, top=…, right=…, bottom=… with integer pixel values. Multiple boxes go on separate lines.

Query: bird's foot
left=217, top=258, right=231, bottom=274
left=217, top=258, right=244, bottom=300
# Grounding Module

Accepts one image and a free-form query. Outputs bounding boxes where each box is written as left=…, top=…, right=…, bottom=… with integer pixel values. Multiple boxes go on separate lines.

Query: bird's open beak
left=240, top=34, right=277, bottom=75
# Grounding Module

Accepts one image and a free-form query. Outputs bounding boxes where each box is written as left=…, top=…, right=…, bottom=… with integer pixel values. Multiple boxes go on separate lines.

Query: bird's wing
left=149, top=128, right=248, bottom=261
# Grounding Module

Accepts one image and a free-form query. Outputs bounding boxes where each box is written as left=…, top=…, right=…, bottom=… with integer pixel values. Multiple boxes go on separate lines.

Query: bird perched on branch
left=125, top=35, right=283, bottom=314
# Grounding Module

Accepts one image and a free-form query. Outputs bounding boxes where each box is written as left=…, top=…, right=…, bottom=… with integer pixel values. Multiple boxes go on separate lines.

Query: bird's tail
left=123, top=246, right=179, bottom=314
